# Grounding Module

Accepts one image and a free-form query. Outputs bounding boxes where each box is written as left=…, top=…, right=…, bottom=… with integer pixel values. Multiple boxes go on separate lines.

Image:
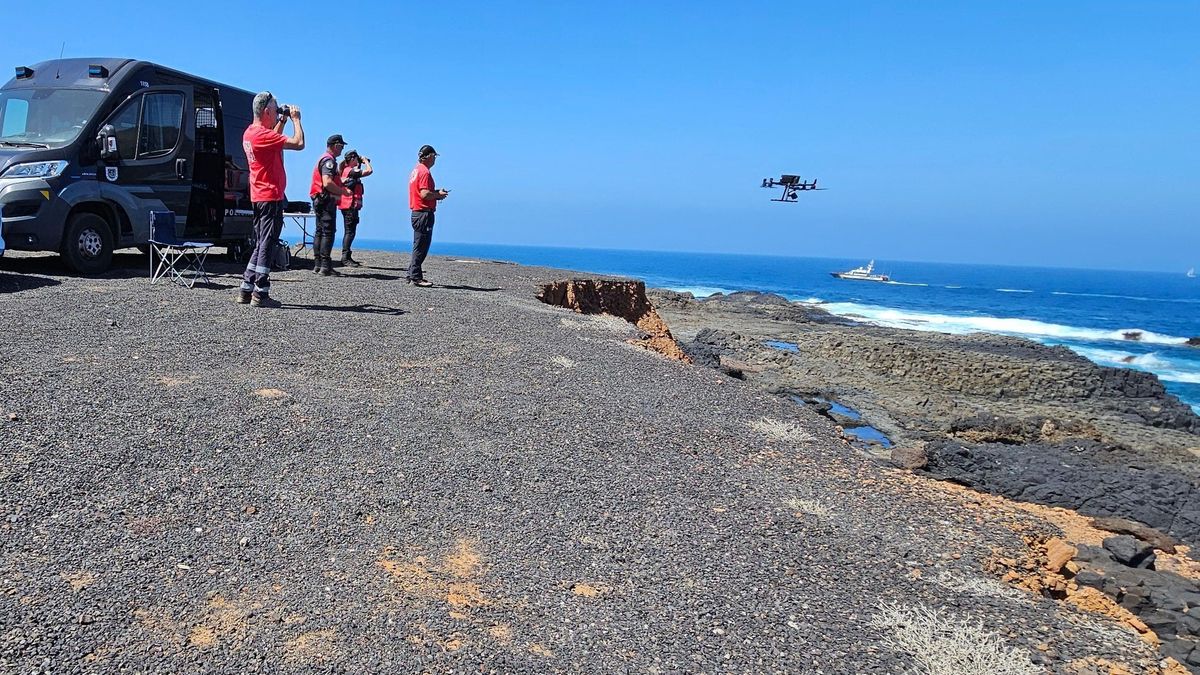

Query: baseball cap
left=327, top=134, right=348, bottom=146
left=418, top=144, right=438, bottom=158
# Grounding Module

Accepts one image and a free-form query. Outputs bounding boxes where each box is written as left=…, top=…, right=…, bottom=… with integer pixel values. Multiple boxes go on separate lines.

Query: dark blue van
left=0, top=58, right=255, bottom=273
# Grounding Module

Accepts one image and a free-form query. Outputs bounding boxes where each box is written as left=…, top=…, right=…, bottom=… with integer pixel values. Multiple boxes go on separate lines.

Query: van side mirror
left=96, top=125, right=117, bottom=160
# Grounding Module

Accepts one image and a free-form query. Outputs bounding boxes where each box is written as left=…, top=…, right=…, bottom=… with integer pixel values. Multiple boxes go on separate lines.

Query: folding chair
left=148, top=211, right=213, bottom=288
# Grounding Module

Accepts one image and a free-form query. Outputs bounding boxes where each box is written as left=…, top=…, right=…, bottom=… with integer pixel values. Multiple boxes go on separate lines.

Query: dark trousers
left=241, top=200, right=284, bottom=294
left=312, top=196, right=337, bottom=264
left=340, top=208, right=360, bottom=257
left=408, top=210, right=435, bottom=281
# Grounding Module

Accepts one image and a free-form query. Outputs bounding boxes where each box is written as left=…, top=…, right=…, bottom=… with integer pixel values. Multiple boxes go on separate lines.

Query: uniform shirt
left=242, top=125, right=287, bottom=203
left=309, top=151, right=341, bottom=198
left=409, top=162, right=436, bottom=211
left=338, top=166, right=364, bottom=210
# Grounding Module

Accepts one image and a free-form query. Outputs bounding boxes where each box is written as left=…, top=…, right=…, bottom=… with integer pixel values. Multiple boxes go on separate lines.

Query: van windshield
left=0, top=88, right=107, bottom=148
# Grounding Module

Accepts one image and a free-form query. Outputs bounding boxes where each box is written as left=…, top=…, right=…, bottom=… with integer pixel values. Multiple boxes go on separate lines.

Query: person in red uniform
left=407, top=144, right=448, bottom=286
left=337, top=150, right=372, bottom=267
left=308, top=134, right=354, bottom=276
left=237, top=92, right=304, bottom=308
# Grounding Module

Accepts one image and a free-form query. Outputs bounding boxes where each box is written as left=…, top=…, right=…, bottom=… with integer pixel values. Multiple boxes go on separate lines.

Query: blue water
left=348, top=238, right=1200, bottom=413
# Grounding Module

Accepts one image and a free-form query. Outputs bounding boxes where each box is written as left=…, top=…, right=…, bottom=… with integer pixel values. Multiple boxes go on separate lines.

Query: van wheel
left=62, top=213, right=114, bottom=274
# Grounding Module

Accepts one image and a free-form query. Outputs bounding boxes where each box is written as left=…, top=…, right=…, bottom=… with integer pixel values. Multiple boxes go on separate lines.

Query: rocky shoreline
left=649, top=288, right=1200, bottom=668
left=1, top=250, right=1198, bottom=673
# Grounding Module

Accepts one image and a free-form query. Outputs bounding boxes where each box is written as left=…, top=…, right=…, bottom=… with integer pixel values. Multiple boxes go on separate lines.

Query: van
left=0, top=58, right=255, bottom=273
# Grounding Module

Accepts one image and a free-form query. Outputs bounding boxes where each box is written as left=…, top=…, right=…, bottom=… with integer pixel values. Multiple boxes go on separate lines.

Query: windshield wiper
left=0, top=141, right=50, bottom=149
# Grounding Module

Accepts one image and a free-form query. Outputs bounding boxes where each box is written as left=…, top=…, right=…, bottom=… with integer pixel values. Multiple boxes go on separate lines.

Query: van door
left=185, top=86, right=224, bottom=240
left=98, top=86, right=195, bottom=241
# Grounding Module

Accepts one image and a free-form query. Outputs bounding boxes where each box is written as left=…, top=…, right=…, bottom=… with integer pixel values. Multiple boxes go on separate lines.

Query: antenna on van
left=55, top=43, right=65, bottom=79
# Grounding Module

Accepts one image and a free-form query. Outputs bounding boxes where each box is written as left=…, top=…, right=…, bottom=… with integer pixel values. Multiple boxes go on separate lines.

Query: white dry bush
left=748, top=417, right=815, bottom=444
left=559, top=315, right=632, bottom=334
left=869, top=602, right=1043, bottom=675
left=784, top=497, right=832, bottom=518
left=928, top=569, right=1025, bottom=602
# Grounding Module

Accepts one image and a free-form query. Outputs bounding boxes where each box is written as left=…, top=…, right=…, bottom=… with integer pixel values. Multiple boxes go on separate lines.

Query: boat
left=1188, top=267, right=1196, bottom=278
left=830, top=260, right=890, bottom=282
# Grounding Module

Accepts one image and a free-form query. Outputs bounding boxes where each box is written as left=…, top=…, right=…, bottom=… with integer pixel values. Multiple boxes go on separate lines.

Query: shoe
left=250, top=292, right=281, bottom=308
left=409, top=279, right=433, bottom=287
left=234, top=290, right=252, bottom=304
left=312, top=260, right=322, bottom=274
left=341, top=255, right=362, bottom=268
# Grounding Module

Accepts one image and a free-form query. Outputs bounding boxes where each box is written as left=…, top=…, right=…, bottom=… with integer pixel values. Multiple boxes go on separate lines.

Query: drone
left=761, top=174, right=824, bottom=202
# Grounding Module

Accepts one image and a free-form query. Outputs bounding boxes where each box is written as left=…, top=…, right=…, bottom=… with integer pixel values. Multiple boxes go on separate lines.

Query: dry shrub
left=784, top=497, right=832, bottom=518
left=870, top=602, right=1041, bottom=675
left=749, top=417, right=814, bottom=444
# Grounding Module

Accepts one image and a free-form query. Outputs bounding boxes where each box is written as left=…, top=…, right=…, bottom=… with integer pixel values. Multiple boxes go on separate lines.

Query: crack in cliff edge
left=536, top=279, right=691, bottom=363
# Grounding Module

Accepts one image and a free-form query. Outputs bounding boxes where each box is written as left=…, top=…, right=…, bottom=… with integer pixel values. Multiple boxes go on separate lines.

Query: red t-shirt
left=338, top=165, right=364, bottom=210
left=242, top=125, right=288, bottom=202
left=409, top=163, right=436, bottom=211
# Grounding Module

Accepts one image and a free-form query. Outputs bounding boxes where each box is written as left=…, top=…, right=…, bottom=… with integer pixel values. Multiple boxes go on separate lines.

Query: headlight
left=0, top=160, right=68, bottom=180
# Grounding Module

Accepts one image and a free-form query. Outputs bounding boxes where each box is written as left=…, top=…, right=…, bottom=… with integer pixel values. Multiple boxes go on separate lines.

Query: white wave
left=884, top=281, right=929, bottom=287
left=667, top=285, right=733, bottom=298
left=796, top=297, right=824, bottom=304
left=1067, top=347, right=1194, bottom=380
left=1052, top=291, right=1200, bottom=304
left=944, top=285, right=962, bottom=289
left=996, top=288, right=1034, bottom=293
left=819, top=302, right=1190, bottom=346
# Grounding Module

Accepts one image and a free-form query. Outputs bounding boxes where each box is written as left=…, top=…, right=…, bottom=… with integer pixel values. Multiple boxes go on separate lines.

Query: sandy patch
left=284, top=629, right=339, bottom=663
left=61, top=570, right=96, bottom=592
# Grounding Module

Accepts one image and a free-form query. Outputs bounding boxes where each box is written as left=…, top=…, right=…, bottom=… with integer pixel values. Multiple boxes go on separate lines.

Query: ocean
left=346, top=237, right=1200, bottom=414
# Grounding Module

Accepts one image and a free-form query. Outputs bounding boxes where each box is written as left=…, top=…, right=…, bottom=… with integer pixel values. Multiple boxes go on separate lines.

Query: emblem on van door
left=105, top=167, right=118, bottom=181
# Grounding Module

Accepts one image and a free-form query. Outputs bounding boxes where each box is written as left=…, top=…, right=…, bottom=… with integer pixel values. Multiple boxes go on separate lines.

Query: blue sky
left=3, top=1, right=1197, bottom=271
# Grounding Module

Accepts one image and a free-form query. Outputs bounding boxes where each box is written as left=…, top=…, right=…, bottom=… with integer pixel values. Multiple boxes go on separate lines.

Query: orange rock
left=1044, top=537, right=1077, bottom=572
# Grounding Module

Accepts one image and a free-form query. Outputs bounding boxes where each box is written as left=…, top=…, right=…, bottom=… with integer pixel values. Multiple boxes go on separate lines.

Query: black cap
left=418, top=144, right=438, bottom=158
left=327, top=134, right=348, bottom=147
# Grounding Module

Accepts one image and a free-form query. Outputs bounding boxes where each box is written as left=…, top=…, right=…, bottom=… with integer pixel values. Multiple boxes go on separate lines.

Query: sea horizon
left=333, top=235, right=1197, bottom=276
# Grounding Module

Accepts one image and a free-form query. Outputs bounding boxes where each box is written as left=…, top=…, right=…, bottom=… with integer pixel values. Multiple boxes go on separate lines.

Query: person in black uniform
left=337, top=150, right=373, bottom=267
left=307, top=134, right=354, bottom=275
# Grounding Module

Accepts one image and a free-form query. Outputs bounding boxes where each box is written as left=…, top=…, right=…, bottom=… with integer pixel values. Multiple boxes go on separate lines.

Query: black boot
left=311, top=235, right=325, bottom=273
left=321, top=235, right=339, bottom=276
left=341, top=252, right=362, bottom=267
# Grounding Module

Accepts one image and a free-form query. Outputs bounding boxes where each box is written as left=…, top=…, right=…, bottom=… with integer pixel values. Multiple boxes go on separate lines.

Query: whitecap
left=1051, top=291, right=1200, bottom=304
left=667, top=285, right=733, bottom=298
left=818, top=302, right=1190, bottom=346
left=996, top=288, right=1034, bottom=293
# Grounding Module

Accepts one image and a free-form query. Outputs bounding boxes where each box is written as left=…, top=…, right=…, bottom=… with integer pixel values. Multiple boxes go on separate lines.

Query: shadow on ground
left=434, top=284, right=502, bottom=292
left=0, top=272, right=61, bottom=293
left=280, top=303, right=406, bottom=315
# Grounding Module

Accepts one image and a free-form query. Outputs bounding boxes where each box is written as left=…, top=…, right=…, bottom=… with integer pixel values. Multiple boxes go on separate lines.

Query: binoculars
left=277, top=105, right=292, bottom=118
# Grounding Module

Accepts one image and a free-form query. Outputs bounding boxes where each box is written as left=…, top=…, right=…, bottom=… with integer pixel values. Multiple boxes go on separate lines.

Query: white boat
left=1188, top=267, right=1196, bottom=278
left=831, top=260, right=890, bottom=282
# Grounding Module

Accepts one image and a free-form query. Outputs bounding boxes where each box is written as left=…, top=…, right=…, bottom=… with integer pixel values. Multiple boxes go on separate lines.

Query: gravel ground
left=0, top=249, right=1169, bottom=673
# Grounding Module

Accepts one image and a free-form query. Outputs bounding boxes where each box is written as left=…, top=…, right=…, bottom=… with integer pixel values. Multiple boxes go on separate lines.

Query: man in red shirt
left=237, top=91, right=304, bottom=308
left=407, top=144, right=449, bottom=286
left=308, top=134, right=354, bottom=276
